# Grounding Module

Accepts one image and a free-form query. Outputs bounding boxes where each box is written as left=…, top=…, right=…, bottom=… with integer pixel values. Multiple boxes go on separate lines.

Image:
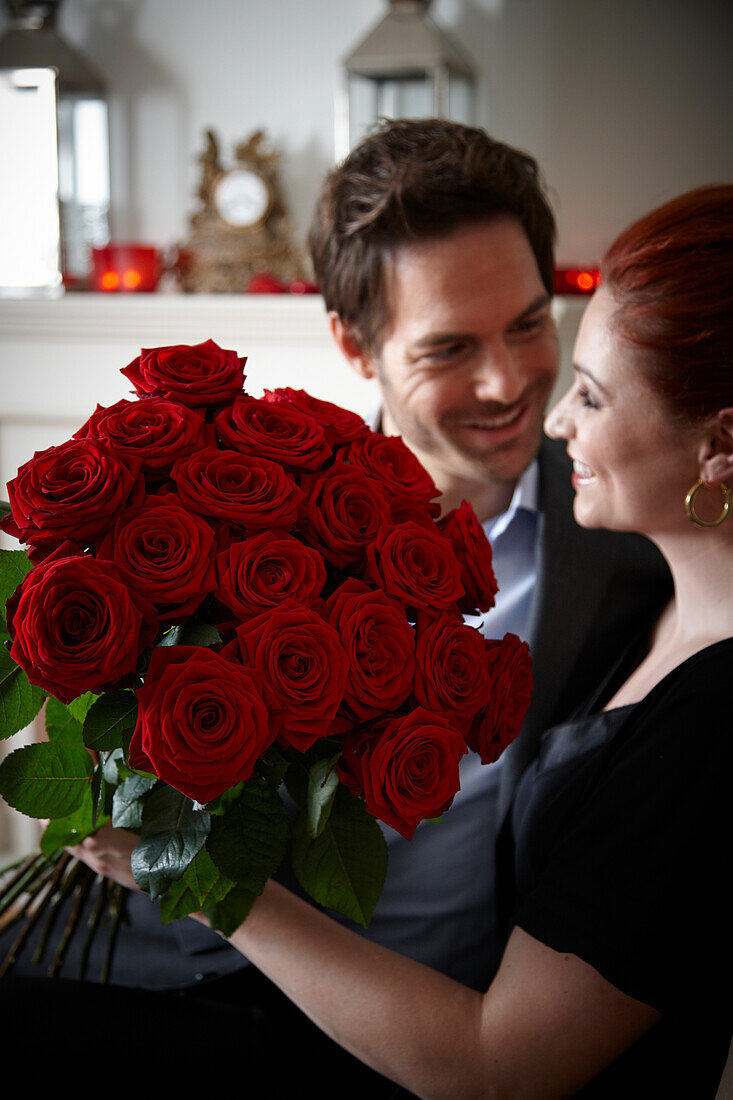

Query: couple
left=19, top=121, right=733, bottom=1095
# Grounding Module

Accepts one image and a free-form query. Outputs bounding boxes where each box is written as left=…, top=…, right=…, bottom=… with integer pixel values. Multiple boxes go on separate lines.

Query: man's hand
left=68, top=821, right=140, bottom=892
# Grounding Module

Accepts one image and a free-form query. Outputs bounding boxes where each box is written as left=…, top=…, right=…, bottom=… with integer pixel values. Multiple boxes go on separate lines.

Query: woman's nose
left=544, top=395, right=572, bottom=439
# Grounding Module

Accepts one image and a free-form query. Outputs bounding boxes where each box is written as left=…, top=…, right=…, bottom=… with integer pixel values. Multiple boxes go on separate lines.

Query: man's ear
left=698, top=408, right=733, bottom=484
left=329, top=313, right=377, bottom=380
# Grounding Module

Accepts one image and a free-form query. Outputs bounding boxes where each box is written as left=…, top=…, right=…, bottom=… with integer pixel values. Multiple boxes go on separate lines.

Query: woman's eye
left=578, top=387, right=600, bottom=410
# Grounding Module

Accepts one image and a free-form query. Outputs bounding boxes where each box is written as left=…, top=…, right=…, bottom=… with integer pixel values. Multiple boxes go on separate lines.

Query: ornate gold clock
left=178, top=129, right=307, bottom=292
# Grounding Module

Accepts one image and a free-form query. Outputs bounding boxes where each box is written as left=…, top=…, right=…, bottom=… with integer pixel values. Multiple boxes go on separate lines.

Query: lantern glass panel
left=449, top=74, right=474, bottom=125
left=0, top=67, right=61, bottom=295
left=57, top=94, right=110, bottom=281
left=348, top=72, right=433, bottom=151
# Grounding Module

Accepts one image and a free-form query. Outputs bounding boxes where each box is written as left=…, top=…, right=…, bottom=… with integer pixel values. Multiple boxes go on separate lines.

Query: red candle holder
left=554, top=267, right=600, bottom=295
left=91, top=244, right=162, bottom=293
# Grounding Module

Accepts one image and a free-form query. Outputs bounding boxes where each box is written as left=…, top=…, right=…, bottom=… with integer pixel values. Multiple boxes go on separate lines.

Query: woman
left=74, top=185, right=733, bottom=1098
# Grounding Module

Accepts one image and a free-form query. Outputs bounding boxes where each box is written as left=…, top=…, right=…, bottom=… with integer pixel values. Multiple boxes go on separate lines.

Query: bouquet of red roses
left=0, top=339, right=532, bottom=954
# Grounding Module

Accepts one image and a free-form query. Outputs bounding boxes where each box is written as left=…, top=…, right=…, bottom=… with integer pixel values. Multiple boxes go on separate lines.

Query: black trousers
left=2, top=965, right=410, bottom=1096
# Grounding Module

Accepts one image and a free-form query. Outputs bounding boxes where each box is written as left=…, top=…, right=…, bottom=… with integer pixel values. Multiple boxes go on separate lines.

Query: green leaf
left=203, top=781, right=244, bottom=816
left=111, top=773, right=157, bottom=830
left=67, top=692, right=99, bottom=724
left=131, top=786, right=211, bottom=900
left=205, top=882, right=259, bottom=938
left=45, top=697, right=84, bottom=745
left=157, top=620, right=221, bottom=649
left=306, top=752, right=341, bottom=839
left=102, top=746, right=129, bottom=786
left=207, top=776, right=288, bottom=893
left=83, top=690, right=138, bottom=753
left=290, top=783, right=388, bottom=928
left=0, top=501, right=11, bottom=522
left=159, top=846, right=233, bottom=924
left=0, top=548, right=33, bottom=633
left=0, top=741, right=94, bottom=818
left=40, top=799, right=110, bottom=858
left=255, top=744, right=290, bottom=791
left=0, top=646, right=46, bottom=739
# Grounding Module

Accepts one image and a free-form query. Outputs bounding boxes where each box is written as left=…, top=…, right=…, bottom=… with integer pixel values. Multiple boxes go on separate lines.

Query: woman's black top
left=507, top=636, right=733, bottom=1096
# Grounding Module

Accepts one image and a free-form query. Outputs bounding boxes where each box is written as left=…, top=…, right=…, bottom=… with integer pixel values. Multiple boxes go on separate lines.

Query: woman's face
left=544, top=286, right=702, bottom=535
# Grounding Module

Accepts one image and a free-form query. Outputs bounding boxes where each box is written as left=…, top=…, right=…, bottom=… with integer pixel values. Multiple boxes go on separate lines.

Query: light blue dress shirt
left=336, top=455, right=541, bottom=989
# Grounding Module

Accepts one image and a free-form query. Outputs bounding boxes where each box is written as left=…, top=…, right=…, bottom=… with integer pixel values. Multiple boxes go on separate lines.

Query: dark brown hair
left=308, top=118, right=556, bottom=355
left=601, top=184, right=733, bottom=422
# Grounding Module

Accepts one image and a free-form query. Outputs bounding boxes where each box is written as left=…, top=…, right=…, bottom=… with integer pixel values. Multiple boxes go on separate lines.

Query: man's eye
left=425, top=343, right=464, bottom=362
left=511, top=315, right=545, bottom=335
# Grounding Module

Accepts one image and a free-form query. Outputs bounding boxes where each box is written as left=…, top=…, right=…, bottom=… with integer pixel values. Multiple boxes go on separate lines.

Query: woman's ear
left=329, top=313, right=377, bottom=380
left=698, top=408, right=733, bottom=484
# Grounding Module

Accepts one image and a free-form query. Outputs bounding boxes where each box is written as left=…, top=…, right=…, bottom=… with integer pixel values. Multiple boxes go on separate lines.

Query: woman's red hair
left=601, top=184, right=733, bottom=421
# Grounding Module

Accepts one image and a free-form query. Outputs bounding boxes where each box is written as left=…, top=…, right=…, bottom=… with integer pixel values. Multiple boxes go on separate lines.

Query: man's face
left=364, top=219, right=559, bottom=516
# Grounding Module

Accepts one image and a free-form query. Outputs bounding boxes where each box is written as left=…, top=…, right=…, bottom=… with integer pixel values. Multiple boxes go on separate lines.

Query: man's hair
left=308, top=117, right=556, bottom=355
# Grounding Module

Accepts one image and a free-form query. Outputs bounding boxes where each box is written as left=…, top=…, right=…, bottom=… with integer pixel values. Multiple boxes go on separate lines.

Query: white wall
left=2, top=0, right=730, bottom=266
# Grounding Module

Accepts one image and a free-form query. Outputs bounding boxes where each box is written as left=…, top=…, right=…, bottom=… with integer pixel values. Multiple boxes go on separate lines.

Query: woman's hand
left=68, top=821, right=140, bottom=892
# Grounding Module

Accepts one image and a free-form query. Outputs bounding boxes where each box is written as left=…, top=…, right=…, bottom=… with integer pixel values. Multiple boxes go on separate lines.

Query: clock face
left=213, top=168, right=271, bottom=228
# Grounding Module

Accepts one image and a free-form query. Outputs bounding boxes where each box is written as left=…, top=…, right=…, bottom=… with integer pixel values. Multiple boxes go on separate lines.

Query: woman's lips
left=571, top=458, right=595, bottom=486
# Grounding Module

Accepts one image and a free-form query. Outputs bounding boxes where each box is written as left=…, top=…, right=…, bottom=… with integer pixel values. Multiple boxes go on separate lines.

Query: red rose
left=216, top=531, right=326, bottom=619
left=338, top=707, right=467, bottom=840
left=387, top=497, right=443, bottom=530
left=171, top=448, right=304, bottom=530
left=365, top=521, right=464, bottom=614
left=466, top=633, right=533, bottom=764
left=121, top=339, right=246, bottom=407
left=413, top=613, right=490, bottom=725
left=263, top=387, right=368, bottom=445
left=95, top=495, right=217, bottom=621
left=128, top=646, right=274, bottom=804
left=2, top=438, right=144, bottom=561
left=325, top=579, right=415, bottom=720
left=299, top=461, right=390, bottom=569
left=440, top=500, right=497, bottom=614
left=338, top=433, right=440, bottom=518
left=75, top=397, right=210, bottom=475
left=215, top=395, right=332, bottom=471
left=233, top=603, right=349, bottom=751
left=6, top=555, right=157, bottom=704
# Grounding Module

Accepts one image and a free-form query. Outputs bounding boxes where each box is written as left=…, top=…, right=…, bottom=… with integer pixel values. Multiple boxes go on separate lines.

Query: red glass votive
left=554, top=268, right=600, bottom=295
left=91, top=244, right=162, bottom=293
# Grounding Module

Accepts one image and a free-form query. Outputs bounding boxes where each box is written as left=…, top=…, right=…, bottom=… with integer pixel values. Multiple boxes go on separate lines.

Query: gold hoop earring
left=684, top=480, right=731, bottom=528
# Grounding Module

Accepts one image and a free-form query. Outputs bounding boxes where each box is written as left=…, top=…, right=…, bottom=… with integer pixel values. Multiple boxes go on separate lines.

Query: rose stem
left=100, top=883, right=128, bottom=985
left=48, top=863, right=95, bottom=977
left=0, top=863, right=62, bottom=976
left=77, top=874, right=108, bottom=981
left=0, top=853, right=52, bottom=921
left=0, top=855, right=59, bottom=940
left=32, top=854, right=78, bottom=966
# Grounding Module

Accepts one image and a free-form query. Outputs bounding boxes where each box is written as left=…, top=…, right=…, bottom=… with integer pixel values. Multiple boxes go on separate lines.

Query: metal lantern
left=0, top=0, right=110, bottom=295
left=335, top=0, right=476, bottom=160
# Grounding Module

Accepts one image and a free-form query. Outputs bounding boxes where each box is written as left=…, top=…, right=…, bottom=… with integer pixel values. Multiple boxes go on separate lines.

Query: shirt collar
left=483, top=459, right=540, bottom=540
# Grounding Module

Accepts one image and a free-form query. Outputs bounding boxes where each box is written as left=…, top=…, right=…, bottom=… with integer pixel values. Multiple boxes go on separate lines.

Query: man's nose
left=472, top=345, right=526, bottom=405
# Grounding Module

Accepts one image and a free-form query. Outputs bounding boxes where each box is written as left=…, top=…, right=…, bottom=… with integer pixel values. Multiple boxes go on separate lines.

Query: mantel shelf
left=0, top=291, right=587, bottom=345
left=0, top=292, right=334, bottom=347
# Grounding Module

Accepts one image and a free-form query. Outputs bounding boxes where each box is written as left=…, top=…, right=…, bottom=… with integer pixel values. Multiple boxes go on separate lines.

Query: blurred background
left=2, top=0, right=731, bottom=268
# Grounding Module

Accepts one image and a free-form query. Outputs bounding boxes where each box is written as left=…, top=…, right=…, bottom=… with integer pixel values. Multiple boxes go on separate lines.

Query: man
left=1, top=119, right=670, bottom=1085
left=306, top=118, right=671, bottom=987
